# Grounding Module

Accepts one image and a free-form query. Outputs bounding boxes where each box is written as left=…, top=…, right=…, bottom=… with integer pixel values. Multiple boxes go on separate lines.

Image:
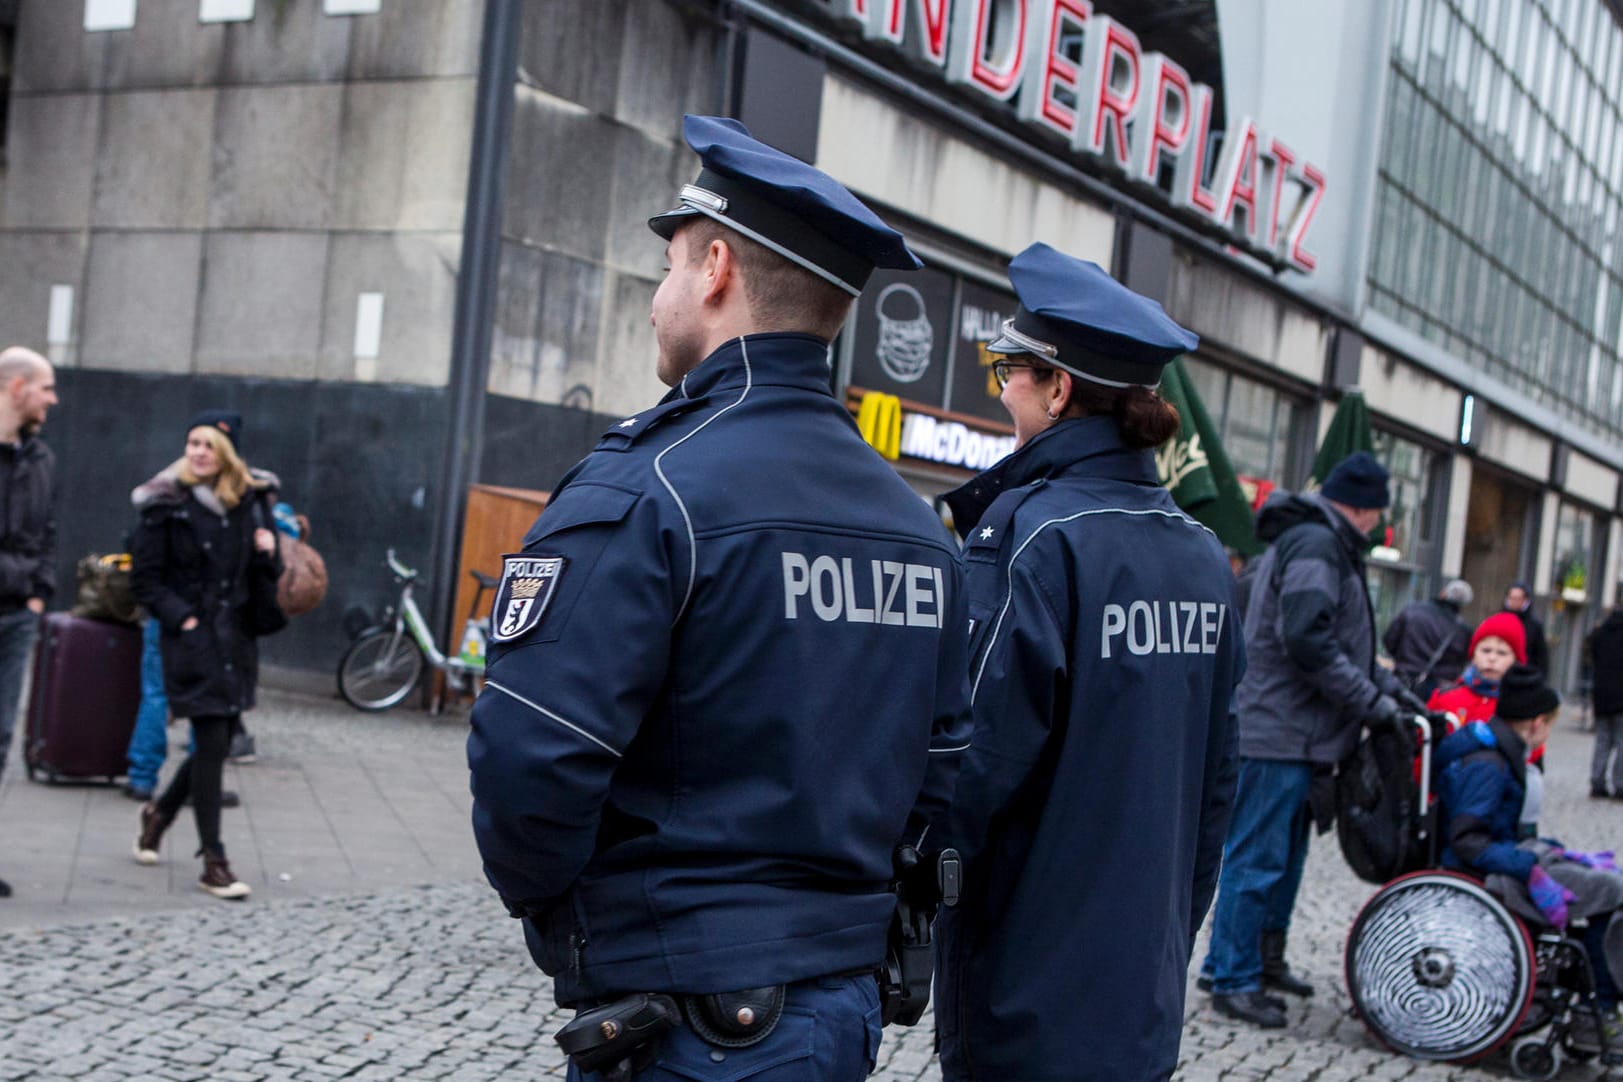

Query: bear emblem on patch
left=490, top=554, right=567, bottom=643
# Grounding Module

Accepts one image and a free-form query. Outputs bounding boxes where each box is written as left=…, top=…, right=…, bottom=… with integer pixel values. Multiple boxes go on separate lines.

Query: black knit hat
left=188, top=409, right=243, bottom=452
left=1320, top=451, right=1391, bottom=509
left=1497, top=664, right=1560, bottom=721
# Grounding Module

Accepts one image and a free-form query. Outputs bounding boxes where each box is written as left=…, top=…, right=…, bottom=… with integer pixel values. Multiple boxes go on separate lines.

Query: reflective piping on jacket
left=655, top=336, right=754, bottom=624
left=970, top=506, right=1218, bottom=703
left=930, top=742, right=971, bottom=752
left=486, top=680, right=622, bottom=758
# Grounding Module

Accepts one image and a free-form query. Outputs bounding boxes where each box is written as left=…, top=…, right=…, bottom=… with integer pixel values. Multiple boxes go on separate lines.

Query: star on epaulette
left=618, top=418, right=638, bottom=428
left=980, top=526, right=995, bottom=540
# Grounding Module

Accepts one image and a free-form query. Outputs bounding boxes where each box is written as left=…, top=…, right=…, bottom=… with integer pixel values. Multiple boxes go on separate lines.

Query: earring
left=1047, top=408, right=1060, bottom=420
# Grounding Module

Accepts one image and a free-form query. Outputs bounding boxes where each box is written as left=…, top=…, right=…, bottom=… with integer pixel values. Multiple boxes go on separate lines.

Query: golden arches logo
left=857, top=391, right=902, bottom=462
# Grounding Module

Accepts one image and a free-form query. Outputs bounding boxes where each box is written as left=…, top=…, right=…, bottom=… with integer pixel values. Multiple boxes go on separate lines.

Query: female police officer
left=932, top=244, right=1242, bottom=1082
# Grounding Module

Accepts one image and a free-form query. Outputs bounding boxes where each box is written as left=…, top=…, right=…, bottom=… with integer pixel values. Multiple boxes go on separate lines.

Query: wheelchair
left=1343, top=717, right=1622, bottom=1079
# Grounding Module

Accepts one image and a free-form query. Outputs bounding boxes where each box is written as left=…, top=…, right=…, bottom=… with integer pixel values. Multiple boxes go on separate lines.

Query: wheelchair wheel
left=1510, top=1035, right=1562, bottom=1080
left=1346, top=870, right=1536, bottom=1062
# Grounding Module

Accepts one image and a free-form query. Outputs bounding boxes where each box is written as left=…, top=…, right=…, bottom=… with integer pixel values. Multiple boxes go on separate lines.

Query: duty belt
left=555, top=985, right=786, bottom=1081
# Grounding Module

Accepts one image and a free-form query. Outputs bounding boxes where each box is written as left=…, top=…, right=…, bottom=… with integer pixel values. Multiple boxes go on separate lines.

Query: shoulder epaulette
left=963, top=480, right=1048, bottom=563
left=595, top=398, right=707, bottom=452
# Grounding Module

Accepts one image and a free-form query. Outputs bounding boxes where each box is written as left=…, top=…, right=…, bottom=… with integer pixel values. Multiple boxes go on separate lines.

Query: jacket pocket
left=161, top=623, right=214, bottom=689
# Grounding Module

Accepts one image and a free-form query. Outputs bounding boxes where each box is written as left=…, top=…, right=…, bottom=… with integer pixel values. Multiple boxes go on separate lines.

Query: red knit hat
left=1471, top=612, right=1527, bottom=663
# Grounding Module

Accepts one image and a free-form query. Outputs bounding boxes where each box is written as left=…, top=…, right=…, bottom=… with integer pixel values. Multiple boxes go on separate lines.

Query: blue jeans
left=1202, top=758, right=1315, bottom=994
left=125, top=618, right=169, bottom=792
left=0, top=608, right=39, bottom=781
left=567, top=975, right=881, bottom=1082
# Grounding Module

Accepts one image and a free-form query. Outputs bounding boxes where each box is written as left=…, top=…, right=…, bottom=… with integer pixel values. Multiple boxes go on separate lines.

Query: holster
left=878, top=846, right=962, bottom=1026
left=555, top=992, right=680, bottom=1080
left=681, top=986, right=786, bottom=1048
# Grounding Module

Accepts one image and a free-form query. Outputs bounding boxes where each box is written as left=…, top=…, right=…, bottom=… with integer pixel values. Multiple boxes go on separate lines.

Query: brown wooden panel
left=454, top=484, right=550, bottom=629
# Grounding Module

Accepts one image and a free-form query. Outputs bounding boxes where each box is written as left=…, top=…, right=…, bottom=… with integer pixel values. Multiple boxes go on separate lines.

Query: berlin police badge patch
left=491, top=554, right=567, bottom=643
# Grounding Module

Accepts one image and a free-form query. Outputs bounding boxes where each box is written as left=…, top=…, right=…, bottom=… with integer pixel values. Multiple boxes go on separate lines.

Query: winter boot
left=133, top=801, right=175, bottom=865
left=1196, top=973, right=1286, bottom=1010
left=1212, top=990, right=1287, bottom=1029
left=1260, top=929, right=1314, bottom=997
left=198, top=847, right=250, bottom=900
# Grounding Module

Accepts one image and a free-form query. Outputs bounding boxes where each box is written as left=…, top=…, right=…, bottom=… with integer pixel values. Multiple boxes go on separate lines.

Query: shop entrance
left=1458, top=466, right=1538, bottom=628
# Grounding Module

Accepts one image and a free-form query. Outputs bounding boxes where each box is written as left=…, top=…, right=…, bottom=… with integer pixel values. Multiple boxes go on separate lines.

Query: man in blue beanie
left=1199, top=450, right=1410, bottom=1027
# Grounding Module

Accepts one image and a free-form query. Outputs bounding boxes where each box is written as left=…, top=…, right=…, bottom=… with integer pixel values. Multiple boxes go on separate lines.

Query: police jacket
left=1435, top=719, right=1536, bottom=882
left=932, top=418, right=1241, bottom=1082
left=466, top=333, right=971, bottom=1006
left=1383, top=598, right=1470, bottom=691
left=1586, top=608, right=1623, bottom=716
left=0, top=436, right=55, bottom=609
left=1237, top=492, right=1398, bottom=765
left=129, top=467, right=282, bottom=719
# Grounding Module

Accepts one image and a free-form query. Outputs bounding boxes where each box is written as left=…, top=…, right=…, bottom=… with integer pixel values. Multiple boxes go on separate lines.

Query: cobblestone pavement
left=2, top=692, right=1620, bottom=1079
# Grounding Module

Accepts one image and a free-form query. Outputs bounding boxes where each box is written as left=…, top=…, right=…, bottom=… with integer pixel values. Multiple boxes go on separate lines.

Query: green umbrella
left=1156, top=359, right=1261, bottom=556
left=1308, top=389, right=1385, bottom=547
left=1307, top=389, right=1375, bottom=489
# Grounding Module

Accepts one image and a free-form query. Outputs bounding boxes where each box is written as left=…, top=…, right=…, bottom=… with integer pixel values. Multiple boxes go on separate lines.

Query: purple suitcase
left=24, top=612, right=140, bottom=783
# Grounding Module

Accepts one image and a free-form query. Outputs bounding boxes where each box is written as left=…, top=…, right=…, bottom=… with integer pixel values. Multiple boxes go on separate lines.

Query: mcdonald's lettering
left=900, top=413, right=1015, bottom=470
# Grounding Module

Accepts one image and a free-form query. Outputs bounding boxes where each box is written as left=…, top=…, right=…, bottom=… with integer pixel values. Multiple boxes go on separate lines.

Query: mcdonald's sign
left=857, top=390, right=903, bottom=461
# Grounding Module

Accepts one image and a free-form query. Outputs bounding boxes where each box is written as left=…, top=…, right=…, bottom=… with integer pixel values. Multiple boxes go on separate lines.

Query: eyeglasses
left=991, top=360, right=1052, bottom=389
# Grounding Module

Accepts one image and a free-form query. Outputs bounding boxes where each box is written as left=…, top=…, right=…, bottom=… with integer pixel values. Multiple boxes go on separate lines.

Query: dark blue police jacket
left=934, top=417, right=1242, bottom=1082
left=467, top=333, right=971, bottom=1006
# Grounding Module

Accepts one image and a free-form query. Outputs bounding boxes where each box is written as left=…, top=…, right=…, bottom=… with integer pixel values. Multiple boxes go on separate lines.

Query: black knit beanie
left=1497, top=664, right=1560, bottom=721
left=188, top=409, right=243, bottom=453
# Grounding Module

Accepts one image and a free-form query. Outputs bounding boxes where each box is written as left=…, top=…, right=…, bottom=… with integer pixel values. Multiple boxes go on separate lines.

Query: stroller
left=1341, top=715, right=1623, bottom=1079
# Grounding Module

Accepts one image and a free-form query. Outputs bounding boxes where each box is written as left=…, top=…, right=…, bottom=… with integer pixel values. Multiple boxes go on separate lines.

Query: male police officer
left=932, top=245, right=1242, bottom=1082
left=467, top=116, right=971, bottom=1081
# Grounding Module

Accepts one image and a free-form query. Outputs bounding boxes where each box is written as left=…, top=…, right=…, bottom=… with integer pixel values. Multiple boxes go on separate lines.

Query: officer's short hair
left=683, top=219, right=853, bottom=341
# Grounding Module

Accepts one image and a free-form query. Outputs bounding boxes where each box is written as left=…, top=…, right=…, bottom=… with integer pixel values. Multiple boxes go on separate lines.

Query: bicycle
left=337, top=549, right=496, bottom=712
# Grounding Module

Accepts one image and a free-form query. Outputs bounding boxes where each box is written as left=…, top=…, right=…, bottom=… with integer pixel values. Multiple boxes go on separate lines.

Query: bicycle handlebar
left=385, top=548, right=418, bottom=582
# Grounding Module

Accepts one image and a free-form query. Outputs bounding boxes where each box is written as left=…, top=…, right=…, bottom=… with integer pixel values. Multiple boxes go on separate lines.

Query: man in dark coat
left=1200, top=452, right=1408, bottom=1028
left=1504, top=582, right=1550, bottom=677
left=0, top=346, right=57, bottom=901
left=1382, top=578, right=1474, bottom=696
left=1587, top=604, right=1623, bottom=798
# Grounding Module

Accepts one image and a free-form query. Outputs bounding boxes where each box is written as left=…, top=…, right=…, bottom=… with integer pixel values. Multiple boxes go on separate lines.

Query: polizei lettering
left=782, top=552, right=946, bottom=628
left=1100, top=600, right=1226, bottom=658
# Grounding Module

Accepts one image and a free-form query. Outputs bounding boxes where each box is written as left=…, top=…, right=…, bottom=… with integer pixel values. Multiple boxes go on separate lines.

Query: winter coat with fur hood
left=129, top=466, right=282, bottom=719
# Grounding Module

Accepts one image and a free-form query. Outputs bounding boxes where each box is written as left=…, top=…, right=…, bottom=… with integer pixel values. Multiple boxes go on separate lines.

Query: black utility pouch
left=556, top=993, right=680, bottom=1079
left=682, top=985, right=786, bottom=1048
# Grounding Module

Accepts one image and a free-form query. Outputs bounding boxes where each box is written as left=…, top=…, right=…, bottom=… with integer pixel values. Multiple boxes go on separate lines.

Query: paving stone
left=3, top=693, right=1619, bottom=1079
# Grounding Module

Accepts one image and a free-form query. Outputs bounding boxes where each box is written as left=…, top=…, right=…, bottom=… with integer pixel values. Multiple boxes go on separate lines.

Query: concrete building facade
left=2, top=0, right=1620, bottom=695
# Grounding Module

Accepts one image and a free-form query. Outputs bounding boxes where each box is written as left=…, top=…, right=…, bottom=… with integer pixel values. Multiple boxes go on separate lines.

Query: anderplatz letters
left=808, top=0, right=1328, bottom=273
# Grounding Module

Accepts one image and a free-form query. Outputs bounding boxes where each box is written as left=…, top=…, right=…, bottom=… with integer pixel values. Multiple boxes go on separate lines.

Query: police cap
left=648, top=115, right=922, bottom=296
left=986, top=242, right=1198, bottom=388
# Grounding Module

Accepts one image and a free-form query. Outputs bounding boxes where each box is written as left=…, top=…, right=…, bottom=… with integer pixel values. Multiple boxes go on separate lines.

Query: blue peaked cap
left=986, top=242, right=1198, bottom=387
left=649, top=115, right=921, bottom=296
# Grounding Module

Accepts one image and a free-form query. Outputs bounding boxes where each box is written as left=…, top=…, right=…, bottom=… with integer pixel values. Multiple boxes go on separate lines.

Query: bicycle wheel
left=337, top=630, right=425, bottom=711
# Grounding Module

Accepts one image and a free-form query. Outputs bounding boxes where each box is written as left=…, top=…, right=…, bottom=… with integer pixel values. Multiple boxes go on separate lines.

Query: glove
left=1528, top=866, right=1577, bottom=929
left=1368, top=694, right=1407, bottom=733
left=1560, top=849, right=1618, bottom=872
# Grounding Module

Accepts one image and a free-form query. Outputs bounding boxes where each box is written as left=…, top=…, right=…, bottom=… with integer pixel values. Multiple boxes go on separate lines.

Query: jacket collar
left=670, top=333, right=838, bottom=402
left=1486, top=717, right=1529, bottom=788
left=1306, top=493, right=1371, bottom=562
left=944, top=417, right=1158, bottom=534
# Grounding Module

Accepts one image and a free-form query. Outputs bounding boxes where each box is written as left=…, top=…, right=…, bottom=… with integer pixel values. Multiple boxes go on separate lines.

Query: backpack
left=1335, top=721, right=1429, bottom=885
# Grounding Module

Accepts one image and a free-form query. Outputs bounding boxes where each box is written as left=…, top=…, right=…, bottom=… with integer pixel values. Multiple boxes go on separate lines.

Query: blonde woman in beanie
left=128, top=411, right=283, bottom=899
